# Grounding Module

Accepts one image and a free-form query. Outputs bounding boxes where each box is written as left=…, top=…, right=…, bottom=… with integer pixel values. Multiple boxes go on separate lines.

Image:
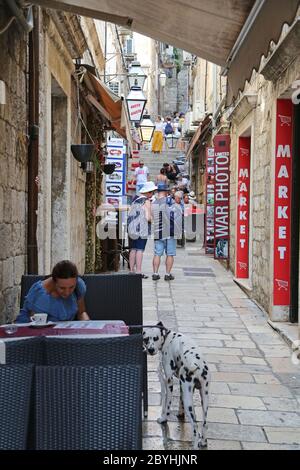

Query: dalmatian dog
left=143, top=321, right=210, bottom=449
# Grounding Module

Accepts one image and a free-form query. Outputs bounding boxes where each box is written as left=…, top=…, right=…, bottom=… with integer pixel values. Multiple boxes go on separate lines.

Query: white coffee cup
left=32, top=313, right=48, bottom=324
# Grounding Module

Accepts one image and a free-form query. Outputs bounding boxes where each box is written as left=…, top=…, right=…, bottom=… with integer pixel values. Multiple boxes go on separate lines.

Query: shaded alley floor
left=140, top=239, right=300, bottom=450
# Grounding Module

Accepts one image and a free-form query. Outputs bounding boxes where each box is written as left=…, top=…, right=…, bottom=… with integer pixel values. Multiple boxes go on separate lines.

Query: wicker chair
left=0, top=365, right=33, bottom=449
left=5, top=337, right=45, bottom=365
left=44, top=335, right=142, bottom=367
left=35, top=365, right=142, bottom=450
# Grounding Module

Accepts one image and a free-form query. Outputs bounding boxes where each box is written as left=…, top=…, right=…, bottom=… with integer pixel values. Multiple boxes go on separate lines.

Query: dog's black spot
left=195, top=354, right=200, bottom=360
left=201, top=370, right=208, bottom=379
left=185, top=374, right=193, bottom=383
left=204, top=365, right=208, bottom=371
left=205, top=391, right=208, bottom=395
left=143, top=337, right=149, bottom=344
left=164, top=351, right=167, bottom=355
left=183, top=350, right=189, bottom=355
left=194, top=378, right=201, bottom=389
left=169, top=385, right=173, bottom=393
left=180, top=374, right=185, bottom=382
left=189, top=406, right=193, bottom=412
left=167, top=378, right=172, bottom=384
left=188, top=385, right=192, bottom=392
left=153, top=336, right=159, bottom=342
left=170, top=360, right=176, bottom=371
left=177, top=334, right=182, bottom=337
left=206, top=382, right=209, bottom=387
left=181, top=362, right=184, bottom=366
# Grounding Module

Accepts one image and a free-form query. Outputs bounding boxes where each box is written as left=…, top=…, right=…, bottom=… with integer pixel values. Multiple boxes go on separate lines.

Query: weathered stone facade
left=228, top=26, right=300, bottom=322
left=38, top=10, right=87, bottom=275
left=0, top=4, right=28, bottom=322
left=0, top=6, right=107, bottom=322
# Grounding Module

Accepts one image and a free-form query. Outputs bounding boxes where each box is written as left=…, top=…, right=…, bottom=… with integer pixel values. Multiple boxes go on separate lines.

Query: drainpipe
left=289, top=103, right=300, bottom=323
left=204, top=61, right=208, bottom=113
left=4, top=0, right=33, bottom=33
left=27, top=6, right=39, bottom=273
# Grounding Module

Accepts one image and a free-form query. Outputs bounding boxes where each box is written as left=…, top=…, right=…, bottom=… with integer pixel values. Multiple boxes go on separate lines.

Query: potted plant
left=71, top=144, right=96, bottom=163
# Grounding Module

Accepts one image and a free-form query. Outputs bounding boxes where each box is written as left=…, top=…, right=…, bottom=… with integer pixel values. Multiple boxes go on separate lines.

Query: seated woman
left=16, top=260, right=90, bottom=323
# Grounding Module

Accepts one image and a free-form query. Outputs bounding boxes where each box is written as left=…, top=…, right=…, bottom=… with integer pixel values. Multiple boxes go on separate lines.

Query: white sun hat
left=139, top=181, right=158, bottom=193
left=188, top=191, right=196, bottom=200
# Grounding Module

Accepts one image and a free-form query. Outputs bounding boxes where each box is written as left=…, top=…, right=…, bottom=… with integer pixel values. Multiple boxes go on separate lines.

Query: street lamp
left=126, top=86, right=147, bottom=122
left=165, top=133, right=179, bottom=149
left=128, top=61, right=147, bottom=90
left=139, top=114, right=155, bottom=142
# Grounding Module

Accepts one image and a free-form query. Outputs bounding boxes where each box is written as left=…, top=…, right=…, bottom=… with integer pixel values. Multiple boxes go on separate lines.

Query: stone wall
left=0, top=5, right=28, bottom=322
left=229, top=74, right=276, bottom=315
left=38, top=12, right=86, bottom=274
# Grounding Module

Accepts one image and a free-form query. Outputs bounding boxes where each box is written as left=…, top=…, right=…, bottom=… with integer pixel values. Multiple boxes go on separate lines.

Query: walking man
left=151, top=183, right=182, bottom=281
left=135, top=160, right=149, bottom=194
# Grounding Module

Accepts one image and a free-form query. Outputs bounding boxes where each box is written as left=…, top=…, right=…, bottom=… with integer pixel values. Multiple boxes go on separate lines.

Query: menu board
left=204, top=147, right=215, bottom=254
left=105, top=138, right=126, bottom=207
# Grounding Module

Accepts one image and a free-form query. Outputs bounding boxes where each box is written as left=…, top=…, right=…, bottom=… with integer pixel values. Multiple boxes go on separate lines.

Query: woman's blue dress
left=16, top=277, right=86, bottom=323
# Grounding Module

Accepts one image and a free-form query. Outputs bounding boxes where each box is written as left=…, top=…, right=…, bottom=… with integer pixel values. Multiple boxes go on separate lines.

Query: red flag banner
left=273, top=100, right=293, bottom=306
left=236, top=137, right=251, bottom=278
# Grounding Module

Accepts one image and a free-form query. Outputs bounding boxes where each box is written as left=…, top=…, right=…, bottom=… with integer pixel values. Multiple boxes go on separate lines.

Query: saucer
left=29, top=321, right=56, bottom=329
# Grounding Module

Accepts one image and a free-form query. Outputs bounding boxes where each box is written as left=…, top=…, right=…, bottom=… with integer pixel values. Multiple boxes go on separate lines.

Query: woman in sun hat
left=188, top=190, right=196, bottom=201
left=127, top=181, right=157, bottom=278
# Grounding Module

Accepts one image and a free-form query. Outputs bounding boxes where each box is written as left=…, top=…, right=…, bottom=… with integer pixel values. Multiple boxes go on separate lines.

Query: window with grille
left=108, top=81, right=120, bottom=96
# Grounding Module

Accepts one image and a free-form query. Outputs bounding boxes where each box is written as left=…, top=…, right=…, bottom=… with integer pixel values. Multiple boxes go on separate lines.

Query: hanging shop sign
left=236, top=137, right=251, bottom=278
left=214, top=134, right=230, bottom=260
left=105, top=138, right=126, bottom=205
left=273, top=99, right=293, bottom=306
left=205, top=147, right=215, bottom=255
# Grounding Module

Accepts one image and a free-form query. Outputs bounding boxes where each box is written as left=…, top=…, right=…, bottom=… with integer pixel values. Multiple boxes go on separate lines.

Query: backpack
left=164, top=122, right=173, bottom=135
left=127, top=197, right=149, bottom=240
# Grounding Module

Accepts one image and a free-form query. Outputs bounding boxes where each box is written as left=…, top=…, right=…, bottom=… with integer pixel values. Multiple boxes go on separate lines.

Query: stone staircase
left=137, top=148, right=184, bottom=181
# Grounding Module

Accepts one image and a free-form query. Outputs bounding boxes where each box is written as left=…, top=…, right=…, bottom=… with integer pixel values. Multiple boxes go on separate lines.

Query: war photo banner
left=213, top=134, right=230, bottom=260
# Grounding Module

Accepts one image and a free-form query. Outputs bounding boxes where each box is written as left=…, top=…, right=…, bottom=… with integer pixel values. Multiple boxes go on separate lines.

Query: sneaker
left=141, top=273, right=149, bottom=279
left=164, top=274, right=175, bottom=281
left=152, top=274, right=160, bottom=281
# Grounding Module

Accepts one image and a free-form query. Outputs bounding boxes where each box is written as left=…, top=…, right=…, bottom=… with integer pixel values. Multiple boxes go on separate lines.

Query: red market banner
left=273, top=99, right=293, bottom=306
left=214, top=134, right=230, bottom=259
left=236, top=137, right=251, bottom=278
left=205, top=147, right=215, bottom=254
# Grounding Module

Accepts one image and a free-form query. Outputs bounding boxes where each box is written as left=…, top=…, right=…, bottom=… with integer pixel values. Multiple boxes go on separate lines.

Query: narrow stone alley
left=141, top=240, right=300, bottom=450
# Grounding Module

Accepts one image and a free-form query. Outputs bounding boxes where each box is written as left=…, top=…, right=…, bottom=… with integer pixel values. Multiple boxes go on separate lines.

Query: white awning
left=32, top=0, right=300, bottom=103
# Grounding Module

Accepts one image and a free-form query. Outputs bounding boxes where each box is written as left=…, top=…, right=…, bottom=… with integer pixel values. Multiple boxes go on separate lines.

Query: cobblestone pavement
left=140, top=240, right=300, bottom=450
